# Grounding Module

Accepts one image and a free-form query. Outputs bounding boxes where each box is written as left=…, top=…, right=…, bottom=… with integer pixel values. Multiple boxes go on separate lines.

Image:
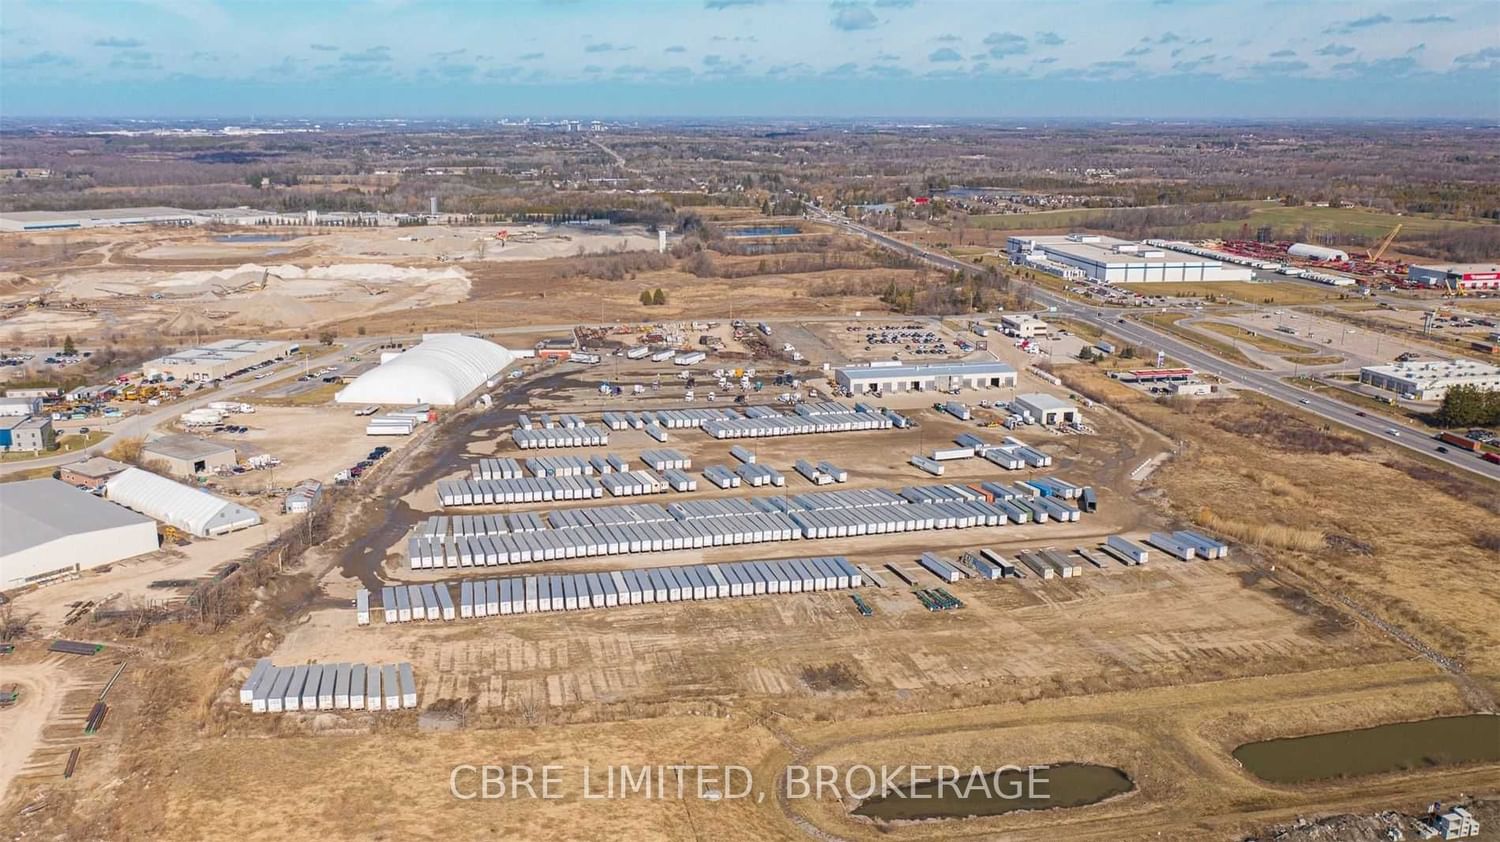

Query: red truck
left=1484, top=452, right=1500, bottom=465
left=1437, top=431, right=1484, bottom=452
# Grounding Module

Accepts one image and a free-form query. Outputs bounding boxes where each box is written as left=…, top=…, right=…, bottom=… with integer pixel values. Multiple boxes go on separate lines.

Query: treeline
left=1434, top=385, right=1500, bottom=428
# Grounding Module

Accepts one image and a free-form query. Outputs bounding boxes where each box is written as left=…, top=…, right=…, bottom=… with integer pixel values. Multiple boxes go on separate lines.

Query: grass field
left=1196, top=322, right=1318, bottom=356
left=1129, top=280, right=1351, bottom=306
left=966, top=203, right=1493, bottom=240
left=1135, top=312, right=1265, bottom=369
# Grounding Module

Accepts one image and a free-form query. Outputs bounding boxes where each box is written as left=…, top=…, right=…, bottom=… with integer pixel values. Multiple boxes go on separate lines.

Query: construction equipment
left=1367, top=223, right=1401, bottom=262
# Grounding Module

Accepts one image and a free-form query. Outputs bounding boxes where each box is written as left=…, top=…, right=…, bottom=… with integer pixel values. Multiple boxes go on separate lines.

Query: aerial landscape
left=0, top=1, right=1497, bottom=840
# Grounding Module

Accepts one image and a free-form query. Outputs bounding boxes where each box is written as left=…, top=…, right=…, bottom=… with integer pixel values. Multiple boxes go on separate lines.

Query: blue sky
left=1, top=0, right=1497, bottom=119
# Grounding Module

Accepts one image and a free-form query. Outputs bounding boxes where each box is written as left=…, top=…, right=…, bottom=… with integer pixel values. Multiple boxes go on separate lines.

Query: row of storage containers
left=416, top=512, right=545, bottom=540
left=390, top=557, right=866, bottom=623
left=512, top=426, right=610, bottom=449
left=366, top=415, right=417, bottom=436
left=406, top=511, right=805, bottom=568
left=787, top=499, right=1011, bottom=538
left=663, top=468, right=698, bottom=492
left=795, top=459, right=834, bottom=485
left=641, top=449, right=691, bottom=470
left=471, top=457, right=524, bottom=480
left=243, top=660, right=417, bottom=713
left=1145, top=530, right=1229, bottom=561
left=524, top=455, right=593, bottom=477
left=1103, top=535, right=1150, bottom=565
left=602, top=408, right=740, bottom=431
left=701, top=411, right=891, bottom=440
left=517, top=412, right=587, bottom=430
left=437, top=476, right=603, bottom=506
left=1002, top=436, right=1054, bottom=467
left=600, top=470, right=669, bottom=496
left=919, top=552, right=964, bottom=583
left=794, top=401, right=855, bottom=417
left=735, top=462, right=785, bottom=487
left=379, top=581, right=458, bottom=620
left=729, top=445, right=756, bottom=464
left=703, top=465, right=741, bottom=489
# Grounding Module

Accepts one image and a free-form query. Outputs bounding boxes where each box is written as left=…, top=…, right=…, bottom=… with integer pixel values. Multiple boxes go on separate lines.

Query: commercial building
left=1359, top=359, right=1500, bottom=401
left=335, top=334, right=514, bottom=406
left=105, top=467, right=262, bottom=537
left=144, top=339, right=297, bottom=382
left=0, top=206, right=200, bottom=232
left=1013, top=393, right=1082, bottom=425
left=0, top=416, right=55, bottom=452
left=834, top=360, right=1017, bottom=394
left=1007, top=234, right=1253, bottom=283
left=141, top=435, right=238, bottom=477
left=59, top=456, right=131, bottom=491
left=0, top=396, right=42, bottom=417
left=1408, top=263, right=1500, bottom=292
left=998, top=314, right=1050, bottom=338
left=1, top=479, right=159, bottom=587
left=534, top=337, right=576, bottom=361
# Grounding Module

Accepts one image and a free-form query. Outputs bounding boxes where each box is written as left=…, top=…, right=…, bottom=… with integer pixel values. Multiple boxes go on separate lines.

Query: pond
left=213, top=234, right=295, bottom=243
left=851, top=763, right=1133, bottom=821
left=1233, top=714, right=1500, bottom=785
left=724, top=225, right=801, bottom=237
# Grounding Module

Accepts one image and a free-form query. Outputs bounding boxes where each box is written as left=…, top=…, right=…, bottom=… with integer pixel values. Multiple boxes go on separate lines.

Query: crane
left=1367, top=223, right=1401, bottom=262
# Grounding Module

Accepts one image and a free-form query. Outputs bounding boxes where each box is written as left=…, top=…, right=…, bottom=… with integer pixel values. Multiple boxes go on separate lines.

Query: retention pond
left=851, top=763, right=1133, bottom=822
left=1232, top=714, right=1500, bottom=785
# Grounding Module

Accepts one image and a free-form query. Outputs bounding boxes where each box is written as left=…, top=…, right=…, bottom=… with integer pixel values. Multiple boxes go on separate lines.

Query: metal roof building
left=1007, top=234, right=1253, bottom=283
left=143, top=339, right=297, bottom=382
left=1359, top=359, right=1500, bottom=401
left=834, top=360, right=1017, bottom=394
left=335, top=334, right=514, bottom=406
left=1, top=479, right=159, bottom=587
left=105, top=467, right=262, bottom=537
left=1013, top=393, right=1082, bottom=425
left=142, top=435, right=238, bottom=477
left=0, top=206, right=201, bottom=232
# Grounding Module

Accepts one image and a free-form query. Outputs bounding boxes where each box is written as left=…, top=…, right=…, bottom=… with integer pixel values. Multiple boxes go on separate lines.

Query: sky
left=1, top=0, right=1497, bottom=119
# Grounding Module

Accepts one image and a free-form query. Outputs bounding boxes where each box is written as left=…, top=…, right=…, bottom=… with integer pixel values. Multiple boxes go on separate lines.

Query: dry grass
left=1196, top=507, right=1326, bottom=552
left=1196, top=321, right=1316, bottom=355
left=1135, top=313, right=1265, bottom=369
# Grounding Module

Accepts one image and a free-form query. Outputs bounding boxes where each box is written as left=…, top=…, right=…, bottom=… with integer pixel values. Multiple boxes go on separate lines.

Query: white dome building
left=335, top=334, right=514, bottom=406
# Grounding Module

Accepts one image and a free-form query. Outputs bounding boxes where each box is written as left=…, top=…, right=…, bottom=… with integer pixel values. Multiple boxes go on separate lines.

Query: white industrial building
left=1287, top=242, right=1349, bottom=262
left=1, top=479, right=160, bottom=588
left=0, top=206, right=203, bottom=232
left=1408, top=263, right=1500, bottom=292
left=999, top=314, right=1050, bottom=338
left=105, top=468, right=262, bottom=537
left=335, top=334, right=514, bottom=406
left=1359, top=359, right=1500, bottom=401
left=1007, top=234, right=1253, bottom=283
left=834, top=360, right=1017, bottom=394
left=1013, top=393, right=1082, bottom=425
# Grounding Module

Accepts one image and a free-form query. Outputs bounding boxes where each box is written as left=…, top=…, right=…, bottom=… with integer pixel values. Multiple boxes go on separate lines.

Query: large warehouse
left=1408, top=263, right=1500, bottom=292
left=144, top=339, right=298, bottom=382
left=1359, top=359, right=1500, bottom=401
left=0, top=206, right=201, bottom=232
left=105, top=468, right=262, bottom=537
left=835, top=360, right=1017, bottom=394
left=1007, top=234, right=1253, bottom=283
left=1, top=479, right=160, bottom=588
left=335, top=334, right=514, bottom=406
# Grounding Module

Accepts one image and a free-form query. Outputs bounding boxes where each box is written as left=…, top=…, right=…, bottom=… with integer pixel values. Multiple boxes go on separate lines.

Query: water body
left=1233, top=714, right=1500, bottom=785
left=214, top=233, right=295, bottom=243
left=724, top=225, right=801, bottom=238
left=851, top=764, right=1133, bottom=822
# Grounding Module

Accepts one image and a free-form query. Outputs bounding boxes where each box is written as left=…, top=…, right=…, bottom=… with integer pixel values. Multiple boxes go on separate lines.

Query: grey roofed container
left=686, top=566, right=709, bottom=599
left=586, top=573, right=605, bottom=608
left=266, top=666, right=294, bottom=713
left=535, top=576, right=551, bottom=611
left=919, top=553, right=962, bottom=583
left=408, top=584, right=426, bottom=620
left=600, top=572, right=620, bottom=607
left=650, top=568, right=672, bottom=601
left=394, top=585, right=411, bottom=622
left=334, top=662, right=352, bottom=709
left=356, top=589, right=370, bottom=626
left=1103, top=535, right=1149, bottom=565
left=1146, top=532, right=1197, bottom=561
left=564, top=574, right=579, bottom=610
left=706, top=564, right=730, bottom=597
left=301, top=664, right=323, bottom=710
left=524, top=575, right=540, bottom=612
left=610, top=570, right=630, bottom=605
left=350, top=664, right=367, bottom=710
left=625, top=569, right=649, bottom=604
left=398, top=662, right=418, bottom=709
left=366, top=663, right=383, bottom=711
left=1174, top=530, right=1228, bottom=559
left=250, top=665, right=279, bottom=713
left=382, top=664, right=400, bottom=709
left=460, top=580, right=474, bottom=618
left=240, top=657, right=273, bottom=704
left=1017, top=550, right=1054, bottom=579
left=548, top=574, right=566, bottom=611
left=498, top=579, right=514, bottom=615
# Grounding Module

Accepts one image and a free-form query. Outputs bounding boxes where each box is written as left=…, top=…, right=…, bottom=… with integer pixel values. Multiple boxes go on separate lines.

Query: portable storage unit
left=350, top=664, right=367, bottom=710
left=301, top=665, right=323, bottom=711
left=944, top=402, right=971, bottom=421
left=969, top=553, right=1003, bottom=580
left=355, top=589, right=370, bottom=626
left=911, top=455, right=944, bottom=476
left=240, top=658, right=274, bottom=705
left=931, top=447, right=975, bottom=461
left=333, top=663, right=352, bottom=709
left=365, top=664, right=382, bottom=711
left=1017, top=551, right=1054, bottom=580
left=1103, top=535, right=1150, bottom=565
left=1039, top=548, right=1079, bottom=578
left=318, top=666, right=337, bottom=710
left=1146, top=532, right=1197, bottom=561
left=919, top=553, right=962, bottom=583
left=435, top=584, right=456, bottom=620
left=381, top=665, right=400, bottom=710
left=266, top=667, right=294, bottom=713
left=1174, top=530, right=1229, bottom=559
left=460, top=581, right=475, bottom=618
left=398, top=663, right=418, bottom=709
left=395, top=587, right=412, bottom=622
left=816, top=461, right=848, bottom=483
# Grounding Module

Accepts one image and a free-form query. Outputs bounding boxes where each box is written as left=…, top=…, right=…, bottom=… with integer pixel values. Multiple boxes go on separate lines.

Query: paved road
left=807, top=207, right=1500, bottom=482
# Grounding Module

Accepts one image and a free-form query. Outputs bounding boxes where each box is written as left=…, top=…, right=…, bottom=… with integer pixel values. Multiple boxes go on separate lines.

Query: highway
left=807, top=207, right=1500, bottom=482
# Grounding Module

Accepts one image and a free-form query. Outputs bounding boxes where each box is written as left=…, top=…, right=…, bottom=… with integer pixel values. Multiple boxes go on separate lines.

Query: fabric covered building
left=335, top=334, right=513, bottom=406
left=105, top=468, right=261, bottom=537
